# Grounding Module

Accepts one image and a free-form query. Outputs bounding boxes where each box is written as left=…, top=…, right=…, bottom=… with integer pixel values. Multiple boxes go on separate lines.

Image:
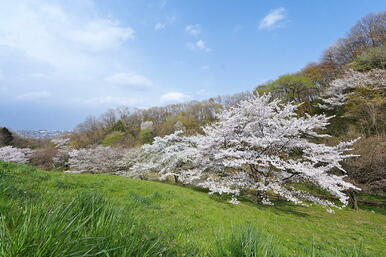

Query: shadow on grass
left=192, top=186, right=312, bottom=218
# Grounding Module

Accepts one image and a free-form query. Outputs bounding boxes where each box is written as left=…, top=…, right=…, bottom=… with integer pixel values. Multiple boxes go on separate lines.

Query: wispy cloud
left=154, top=23, right=166, bottom=31
left=154, top=15, right=176, bottom=31
left=17, top=91, right=51, bottom=101
left=160, top=92, right=190, bottom=103
left=187, top=40, right=210, bottom=52
left=185, top=24, right=201, bottom=36
left=258, top=8, right=287, bottom=30
left=105, top=72, right=153, bottom=89
left=66, top=19, right=134, bottom=51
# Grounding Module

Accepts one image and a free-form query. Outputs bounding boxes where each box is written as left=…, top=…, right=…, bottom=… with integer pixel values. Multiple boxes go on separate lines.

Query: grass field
left=0, top=161, right=385, bottom=256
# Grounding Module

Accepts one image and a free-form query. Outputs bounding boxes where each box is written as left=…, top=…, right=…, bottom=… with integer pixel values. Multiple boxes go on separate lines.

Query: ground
left=0, top=161, right=385, bottom=256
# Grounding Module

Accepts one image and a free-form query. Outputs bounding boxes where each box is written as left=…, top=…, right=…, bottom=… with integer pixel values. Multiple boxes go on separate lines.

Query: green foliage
left=256, top=74, right=317, bottom=102
left=350, top=45, right=386, bottom=71
left=111, top=120, right=126, bottom=132
left=102, top=131, right=126, bottom=146
left=0, top=162, right=385, bottom=257
left=139, top=128, right=154, bottom=144
left=0, top=127, right=13, bottom=146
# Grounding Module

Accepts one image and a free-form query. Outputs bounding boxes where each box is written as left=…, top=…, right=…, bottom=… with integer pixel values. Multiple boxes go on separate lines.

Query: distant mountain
left=15, top=130, right=70, bottom=139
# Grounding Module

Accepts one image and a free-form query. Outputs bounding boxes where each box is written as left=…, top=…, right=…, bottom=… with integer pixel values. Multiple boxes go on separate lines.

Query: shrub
left=102, top=131, right=126, bottom=146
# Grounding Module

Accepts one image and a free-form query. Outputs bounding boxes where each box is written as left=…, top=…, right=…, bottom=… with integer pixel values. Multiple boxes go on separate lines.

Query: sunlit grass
left=1, top=161, right=385, bottom=256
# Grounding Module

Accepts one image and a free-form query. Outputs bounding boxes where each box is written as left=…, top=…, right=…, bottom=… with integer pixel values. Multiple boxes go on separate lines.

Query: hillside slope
left=0, top=161, right=385, bottom=256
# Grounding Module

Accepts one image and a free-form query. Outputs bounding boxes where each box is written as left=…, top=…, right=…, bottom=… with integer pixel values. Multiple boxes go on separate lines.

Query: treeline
left=69, top=91, right=253, bottom=148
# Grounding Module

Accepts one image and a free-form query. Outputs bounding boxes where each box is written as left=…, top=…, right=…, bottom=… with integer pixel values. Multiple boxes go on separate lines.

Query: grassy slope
left=0, top=161, right=385, bottom=256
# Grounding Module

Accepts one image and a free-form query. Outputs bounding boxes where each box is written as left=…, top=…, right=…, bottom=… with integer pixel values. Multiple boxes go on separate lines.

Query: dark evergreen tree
left=0, top=127, right=14, bottom=146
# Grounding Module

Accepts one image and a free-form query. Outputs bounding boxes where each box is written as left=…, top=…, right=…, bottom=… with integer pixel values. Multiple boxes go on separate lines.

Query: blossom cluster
left=319, top=69, right=386, bottom=110
left=0, top=146, right=33, bottom=164
left=67, top=146, right=127, bottom=173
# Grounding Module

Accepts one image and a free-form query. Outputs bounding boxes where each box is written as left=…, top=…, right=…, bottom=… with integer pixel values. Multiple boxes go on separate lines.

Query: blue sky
left=0, top=0, right=384, bottom=130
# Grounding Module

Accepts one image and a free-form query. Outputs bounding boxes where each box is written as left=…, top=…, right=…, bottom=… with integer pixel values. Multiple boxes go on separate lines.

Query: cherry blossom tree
left=319, top=69, right=385, bottom=110
left=67, top=146, right=127, bottom=173
left=199, top=94, right=360, bottom=208
left=51, top=138, right=71, bottom=168
left=132, top=130, right=205, bottom=184
left=0, top=146, right=33, bottom=164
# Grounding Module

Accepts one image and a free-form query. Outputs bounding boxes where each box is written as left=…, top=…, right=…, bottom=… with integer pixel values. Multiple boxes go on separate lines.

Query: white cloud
left=185, top=24, right=201, bottom=36
left=187, top=40, right=210, bottom=52
left=66, top=19, right=135, bottom=51
left=105, top=72, right=153, bottom=89
left=154, top=23, right=166, bottom=31
left=0, top=1, right=135, bottom=71
left=258, top=8, right=287, bottom=30
left=160, top=92, right=190, bottom=103
left=196, top=40, right=209, bottom=51
left=154, top=16, right=176, bottom=31
left=17, top=91, right=51, bottom=100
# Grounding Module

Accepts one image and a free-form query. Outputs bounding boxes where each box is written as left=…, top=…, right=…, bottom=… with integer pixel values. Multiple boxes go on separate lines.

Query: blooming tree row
left=0, top=146, right=33, bottom=164
left=319, top=69, right=385, bottom=110
left=67, top=146, right=127, bottom=173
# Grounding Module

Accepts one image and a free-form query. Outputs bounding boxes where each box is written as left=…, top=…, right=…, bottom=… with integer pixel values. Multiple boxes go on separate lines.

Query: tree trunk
left=349, top=191, right=359, bottom=211
left=174, top=175, right=179, bottom=184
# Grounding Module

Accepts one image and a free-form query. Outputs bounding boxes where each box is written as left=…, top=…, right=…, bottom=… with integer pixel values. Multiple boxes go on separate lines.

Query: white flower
left=0, top=146, right=33, bottom=164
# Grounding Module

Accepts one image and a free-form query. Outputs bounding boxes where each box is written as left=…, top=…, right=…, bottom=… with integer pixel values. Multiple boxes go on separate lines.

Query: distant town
left=15, top=130, right=70, bottom=139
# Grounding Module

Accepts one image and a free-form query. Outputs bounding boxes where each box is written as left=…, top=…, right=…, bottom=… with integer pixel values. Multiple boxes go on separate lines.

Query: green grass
left=0, top=161, right=385, bottom=256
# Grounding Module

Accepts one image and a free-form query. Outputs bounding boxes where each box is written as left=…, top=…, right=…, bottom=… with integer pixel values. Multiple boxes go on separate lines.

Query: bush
left=102, top=131, right=126, bottom=146
left=29, top=145, right=58, bottom=169
left=139, top=128, right=154, bottom=144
